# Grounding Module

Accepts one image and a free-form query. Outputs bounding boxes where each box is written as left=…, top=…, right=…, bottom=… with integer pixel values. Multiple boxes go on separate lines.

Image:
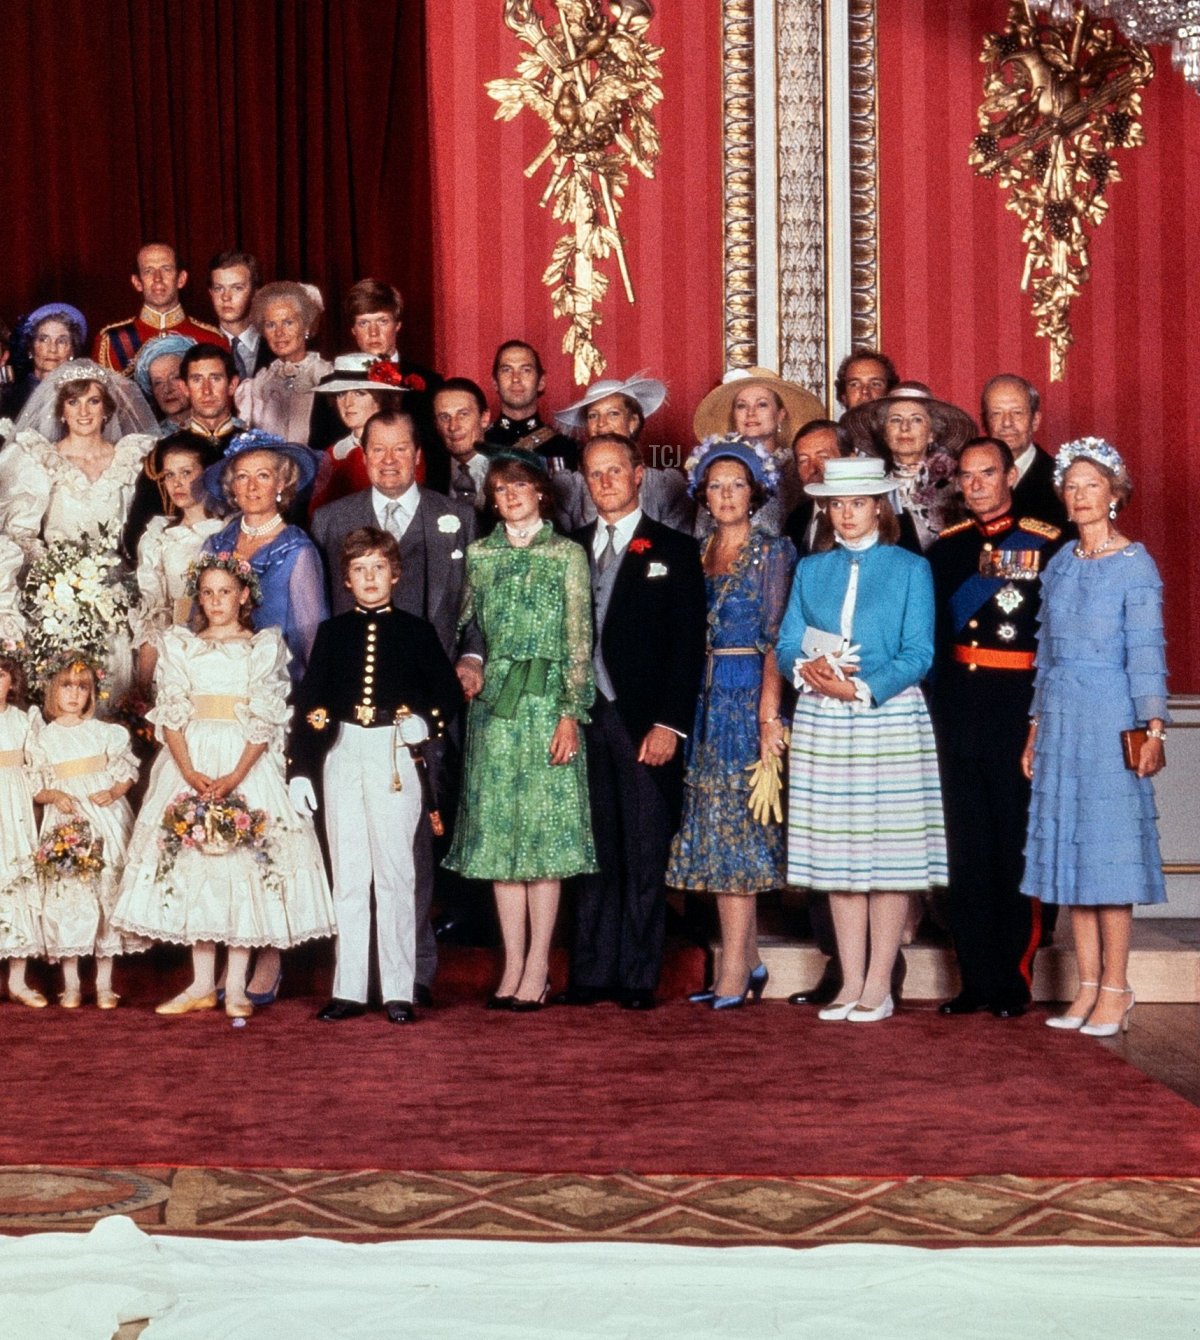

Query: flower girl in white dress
left=0, top=650, right=45, bottom=1006
left=113, top=554, right=335, bottom=1019
left=28, top=656, right=139, bottom=1008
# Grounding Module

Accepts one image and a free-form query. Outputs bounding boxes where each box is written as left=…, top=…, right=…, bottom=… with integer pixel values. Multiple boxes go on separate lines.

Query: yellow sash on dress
left=53, top=754, right=106, bottom=780
left=192, top=694, right=248, bottom=722
left=0, top=749, right=23, bottom=769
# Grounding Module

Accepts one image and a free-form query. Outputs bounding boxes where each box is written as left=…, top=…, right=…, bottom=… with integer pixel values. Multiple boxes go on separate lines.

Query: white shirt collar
left=1014, top=444, right=1037, bottom=481
left=593, top=507, right=642, bottom=559
left=373, top=483, right=419, bottom=525
left=224, top=324, right=260, bottom=354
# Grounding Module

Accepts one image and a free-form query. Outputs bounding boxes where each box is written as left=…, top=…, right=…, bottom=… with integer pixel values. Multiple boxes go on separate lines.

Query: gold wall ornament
left=969, top=2, right=1154, bottom=381
left=486, top=0, right=663, bottom=387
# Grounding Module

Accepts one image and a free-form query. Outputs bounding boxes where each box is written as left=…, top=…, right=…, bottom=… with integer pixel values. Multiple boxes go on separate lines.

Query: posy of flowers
left=35, top=819, right=105, bottom=881
left=156, top=790, right=270, bottom=880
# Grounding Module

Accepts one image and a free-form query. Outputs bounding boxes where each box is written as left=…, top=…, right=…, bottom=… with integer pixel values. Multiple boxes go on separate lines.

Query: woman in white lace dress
left=0, top=360, right=157, bottom=701
left=112, top=554, right=334, bottom=1020
left=131, top=436, right=226, bottom=690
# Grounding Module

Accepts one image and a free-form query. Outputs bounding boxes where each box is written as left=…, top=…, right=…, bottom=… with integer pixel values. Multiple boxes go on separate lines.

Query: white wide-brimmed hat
left=313, top=353, right=410, bottom=396
left=554, top=370, right=667, bottom=434
left=805, top=456, right=897, bottom=497
left=692, top=367, right=825, bottom=442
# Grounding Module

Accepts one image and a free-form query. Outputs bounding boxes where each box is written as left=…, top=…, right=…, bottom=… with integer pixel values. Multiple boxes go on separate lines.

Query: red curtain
left=0, top=0, right=434, bottom=361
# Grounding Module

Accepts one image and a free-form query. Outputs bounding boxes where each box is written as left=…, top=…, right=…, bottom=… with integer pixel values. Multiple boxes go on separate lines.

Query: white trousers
left=323, top=724, right=422, bottom=1003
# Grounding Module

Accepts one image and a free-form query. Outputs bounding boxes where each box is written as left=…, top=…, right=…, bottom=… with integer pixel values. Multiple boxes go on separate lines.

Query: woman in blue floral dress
left=666, top=437, right=796, bottom=1008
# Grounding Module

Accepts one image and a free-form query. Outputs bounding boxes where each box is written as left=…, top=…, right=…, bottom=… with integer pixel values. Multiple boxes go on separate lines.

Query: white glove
left=395, top=713, right=430, bottom=746
left=288, top=777, right=318, bottom=816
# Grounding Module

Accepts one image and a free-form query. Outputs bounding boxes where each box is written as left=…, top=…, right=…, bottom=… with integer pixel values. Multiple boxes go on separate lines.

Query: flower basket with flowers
left=34, top=819, right=105, bottom=883
left=154, top=791, right=273, bottom=907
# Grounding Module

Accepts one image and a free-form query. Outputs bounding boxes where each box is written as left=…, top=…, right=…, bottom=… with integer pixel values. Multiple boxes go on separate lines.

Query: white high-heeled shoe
left=1045, top=981, right=1100, bottom=1031
left=847, top=995, right=894, bottom=1023
left=817, top=999, right=860, bottom=1021
left=1080, top=985, right=1135, bottom=1037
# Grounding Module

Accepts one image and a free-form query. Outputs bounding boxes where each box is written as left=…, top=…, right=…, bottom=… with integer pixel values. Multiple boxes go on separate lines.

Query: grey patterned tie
left=597, top=522, right=618, bottom=574
left=231, top=335, right=248, bottom=381
left=384, top=500, right=404, bottom=541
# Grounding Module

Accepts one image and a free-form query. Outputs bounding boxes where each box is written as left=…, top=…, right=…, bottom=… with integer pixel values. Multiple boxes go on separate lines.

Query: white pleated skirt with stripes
left=787, top=684, right=948, bottom=893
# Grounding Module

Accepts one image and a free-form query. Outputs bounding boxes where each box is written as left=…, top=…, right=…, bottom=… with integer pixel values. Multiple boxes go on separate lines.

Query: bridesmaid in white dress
left=28, top=657, right=140, bottom=1008
left=112, top=555, right=335, bottom=1019
left=0, top=650, right=44, bottom=1007
left=0, top=360, right=158, bottom=703
left=131, top=437, right=226, bottom=690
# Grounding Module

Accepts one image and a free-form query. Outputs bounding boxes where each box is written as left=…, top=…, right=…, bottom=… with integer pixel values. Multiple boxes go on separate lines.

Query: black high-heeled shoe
left=486, top=994, right=515, bottom=1011
left=510, top=981, right=551, bottom=1013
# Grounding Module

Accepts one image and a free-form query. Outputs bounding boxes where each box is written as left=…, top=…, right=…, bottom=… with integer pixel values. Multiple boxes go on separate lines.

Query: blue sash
left=948, top=529, right=1053, bottom=633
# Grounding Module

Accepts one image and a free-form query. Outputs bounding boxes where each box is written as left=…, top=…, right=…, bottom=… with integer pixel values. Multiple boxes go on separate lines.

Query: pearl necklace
left=505, top=520, right=542, bottom=541
left=240, top=513, right=283, bottom=539
left=1075, top=531, right=1117, bottom=559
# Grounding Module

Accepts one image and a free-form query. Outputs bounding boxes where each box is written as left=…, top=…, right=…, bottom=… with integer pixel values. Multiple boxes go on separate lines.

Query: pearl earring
left=1108, top=501, right=1118, bottom=521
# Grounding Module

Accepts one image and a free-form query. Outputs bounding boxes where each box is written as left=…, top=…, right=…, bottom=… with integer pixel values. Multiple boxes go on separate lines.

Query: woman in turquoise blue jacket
left=776, top=457, right=947, bottom=1023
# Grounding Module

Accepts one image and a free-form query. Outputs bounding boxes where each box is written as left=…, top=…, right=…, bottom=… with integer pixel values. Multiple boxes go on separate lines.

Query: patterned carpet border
left=3, top=1166, right=1200, bottom=1246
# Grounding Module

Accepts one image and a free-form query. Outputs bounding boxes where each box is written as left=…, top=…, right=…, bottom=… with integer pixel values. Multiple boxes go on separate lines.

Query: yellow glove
left=746, top=738, right=788, bottom=826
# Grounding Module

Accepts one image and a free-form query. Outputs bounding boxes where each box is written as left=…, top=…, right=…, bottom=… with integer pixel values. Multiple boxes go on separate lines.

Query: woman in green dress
left=445, top=450, right=596, bottom=1010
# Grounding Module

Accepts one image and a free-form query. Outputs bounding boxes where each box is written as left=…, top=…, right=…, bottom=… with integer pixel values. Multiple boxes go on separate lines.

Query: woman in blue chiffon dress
left=1020, top=438, right=1167, bottom=1038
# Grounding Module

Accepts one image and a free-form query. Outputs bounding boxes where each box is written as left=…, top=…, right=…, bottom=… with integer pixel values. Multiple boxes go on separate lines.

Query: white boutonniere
left=438, top=514, right=462, bottom=534
left=647, top=562, right=668, bottom=578
left=450, top=549, right=464, bottom=560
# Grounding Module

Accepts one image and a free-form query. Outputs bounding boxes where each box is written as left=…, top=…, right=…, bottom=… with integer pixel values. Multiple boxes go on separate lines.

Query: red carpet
left=5, top=963, right=1200, bottom=1179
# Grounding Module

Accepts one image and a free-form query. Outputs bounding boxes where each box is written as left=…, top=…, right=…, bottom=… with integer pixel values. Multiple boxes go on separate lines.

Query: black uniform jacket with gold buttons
left=287, top=605, right=464, bottom=784
left=927, top=513, right=1064, bottom=755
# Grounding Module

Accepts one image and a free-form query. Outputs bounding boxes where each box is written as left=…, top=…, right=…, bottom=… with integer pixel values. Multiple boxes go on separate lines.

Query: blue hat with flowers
left=683, top=433, right=780, bottom=499
left=202, top=428, right=318, bottom=503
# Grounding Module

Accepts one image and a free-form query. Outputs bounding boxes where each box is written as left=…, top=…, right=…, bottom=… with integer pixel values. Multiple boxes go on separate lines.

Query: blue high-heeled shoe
left=246, top=968, right=283, bottom=1007
left=688, top=987, right=717, bottom=1003
left=711, top=963, right=769, bottom=1011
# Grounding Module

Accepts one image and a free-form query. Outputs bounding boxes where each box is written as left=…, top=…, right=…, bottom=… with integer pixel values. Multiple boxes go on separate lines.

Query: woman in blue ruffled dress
left=1021, top=438, right=1167, bottom=1038
left=201, top=429, right=328, bottom=1002
left=666, top=436, right=796, bottom=1008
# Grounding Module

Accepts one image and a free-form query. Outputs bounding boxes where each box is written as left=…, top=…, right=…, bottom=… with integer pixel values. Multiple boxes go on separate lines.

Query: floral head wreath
left=40, top=648, right=104, bottom=686
left=0, top=638, right=28, bottom=670
left=1053, top=436, right=1130, bottom=492
left=367, top=359, right=425, bottom=392
left=683, top=433, right=780, bottom=500
left=186, top=552, right=264, bottom=607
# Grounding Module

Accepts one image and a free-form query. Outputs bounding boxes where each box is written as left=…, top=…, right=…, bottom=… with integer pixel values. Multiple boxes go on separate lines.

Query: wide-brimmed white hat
left=693, top=367, right=825, bottom=442
left=805, top=456, right=897, bottom=497
left=554, top=370, right=667, bottom=433
left=313, top=353, right=410, bottom=396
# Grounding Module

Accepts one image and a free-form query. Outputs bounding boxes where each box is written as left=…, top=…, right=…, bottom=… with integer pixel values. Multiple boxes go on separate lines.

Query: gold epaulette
left=1019, top=518, right=1061, bottom=540
left=184, top=316, right=225, bottom=339
left=939, top=519, right=974, bottom=538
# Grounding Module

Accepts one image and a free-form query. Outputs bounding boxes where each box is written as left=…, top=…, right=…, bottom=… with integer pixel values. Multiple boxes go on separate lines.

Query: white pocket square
left=450, top=549, right=464, bottom=560
left=647, top=562, right=668, bottom=578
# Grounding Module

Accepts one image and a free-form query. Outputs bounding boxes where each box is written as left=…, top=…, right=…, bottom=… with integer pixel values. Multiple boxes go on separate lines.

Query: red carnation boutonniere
left=629, top=538, right=652, bottom=555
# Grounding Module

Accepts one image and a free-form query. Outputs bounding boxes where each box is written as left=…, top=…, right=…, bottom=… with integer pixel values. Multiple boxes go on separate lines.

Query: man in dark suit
left=310, top=407, right=482, bottom=1000
left=560, top=432, right=706, bottom=1009
left=208, top=250, right=272, bottom=380
left=783, top=418, right=852, bottom=556
left=980, top=374, right=1069, bottom=529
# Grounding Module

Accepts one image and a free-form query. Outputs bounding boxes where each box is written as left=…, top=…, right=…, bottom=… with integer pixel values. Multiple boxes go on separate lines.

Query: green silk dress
left=444, top=524, right=597, bottom=880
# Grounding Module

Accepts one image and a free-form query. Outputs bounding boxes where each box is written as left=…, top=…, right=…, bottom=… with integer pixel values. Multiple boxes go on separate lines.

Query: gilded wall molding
left=847, top=0, right=881, bottom=350
left=721, top=1, right=881, bottom=385
left=776, top=0, right=827, bottom=392
left=721, top=0, right=757, bottom=369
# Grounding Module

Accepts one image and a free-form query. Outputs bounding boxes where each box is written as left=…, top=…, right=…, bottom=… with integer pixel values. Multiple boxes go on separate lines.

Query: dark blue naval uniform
left=927, top=512, right=1064, bottom=1011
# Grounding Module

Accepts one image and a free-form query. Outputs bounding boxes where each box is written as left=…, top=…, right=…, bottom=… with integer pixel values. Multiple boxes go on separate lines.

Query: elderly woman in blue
left=202, top=430, right=328, bottom=683
left=777, top=457, right=946, bottom=1023
left=1021, top=439, right=1167, bottom=1039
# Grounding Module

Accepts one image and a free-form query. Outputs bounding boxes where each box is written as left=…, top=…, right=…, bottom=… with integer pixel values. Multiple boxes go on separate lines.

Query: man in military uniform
left=288, top=527, right=463, bottom=1025
left=484, top=339, right=577, bottom=472
left=928, top=437, right=1065, bottom=1019
left=94, top=243, right=225, bottom=373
